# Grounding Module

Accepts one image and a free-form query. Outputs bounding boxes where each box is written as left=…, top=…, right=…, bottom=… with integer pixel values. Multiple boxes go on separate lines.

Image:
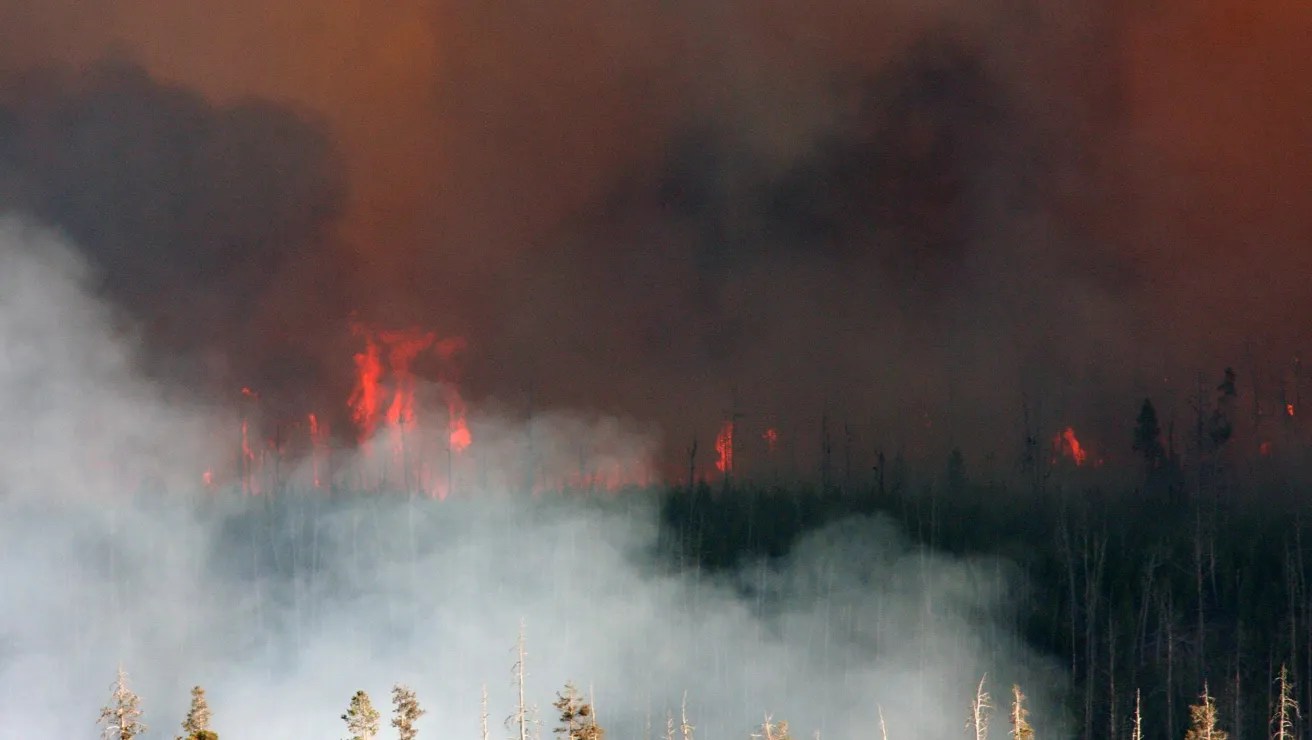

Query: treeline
left=94, top=655, right=1297, bottom=740
left=658, top=371, right=1312, bottom=740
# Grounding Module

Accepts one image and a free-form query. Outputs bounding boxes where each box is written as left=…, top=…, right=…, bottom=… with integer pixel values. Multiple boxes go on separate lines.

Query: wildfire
left=345, top=319, right=473, bottom=495
left=763, top=427, right=779, bottom=454
left=347, top=325, right=384, bottom=441
left=715, top=421, right=734, bottom=474
left=204, top=320, right=650, bottom=497
left=1288, top=403, right=1296, bottom=417
left=1054, top=427, right=1088, bottom=466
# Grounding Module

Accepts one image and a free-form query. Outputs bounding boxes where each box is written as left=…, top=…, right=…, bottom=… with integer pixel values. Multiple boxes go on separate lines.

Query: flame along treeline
left=204, top=321, right=656, bottom=497
left=198, top=324, right=1148, bottom=496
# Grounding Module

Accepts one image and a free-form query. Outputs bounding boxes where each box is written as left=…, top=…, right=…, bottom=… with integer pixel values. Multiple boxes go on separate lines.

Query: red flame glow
left=715, top=421, right=734, bottom=474
left=763, top=427, right=779, bottom=454
left=1054, top=427, right=1088, bottom=466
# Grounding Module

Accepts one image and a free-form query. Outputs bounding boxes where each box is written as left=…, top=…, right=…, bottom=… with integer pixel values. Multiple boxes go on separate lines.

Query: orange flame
left=715, top=421, right=734, bottom=474
left=1054, top=427, right=1088, bottom=466
left=1288, top=403, right=1296, bottom=417
left=347, top=320, right=472, bottom=494
left=348, top=326, right=383, bottom=441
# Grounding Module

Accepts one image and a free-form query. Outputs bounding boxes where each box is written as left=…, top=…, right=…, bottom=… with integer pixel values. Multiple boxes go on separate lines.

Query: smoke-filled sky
left=0, top=0, right=1309, bottom=469
left=0, top=217, right=1066, bottom=737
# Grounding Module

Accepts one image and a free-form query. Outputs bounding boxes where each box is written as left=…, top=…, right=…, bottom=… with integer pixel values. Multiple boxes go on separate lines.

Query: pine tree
left=392, top=684, right=426, bottom=740
left=178, top=685, right=217, bottom=740
left=1210, top=368, right=1238, bottom=450
left=1131, top=689, right=1143, bottom=740
left=553, top=683, right=604, bottom=740
left=1133, top=399, right=1165, bottom=471
left=679, top=693, right=693, bottom=740
left=1185, top=684, right=1227, bottom=740
left=1009, top=685, right=1033, bottom=740
left=342, top=690, right=381, bottom=740
left=506, top=621, right=538, bottom=740
left=98, top=667, right=147, bottom=740
left=1272, top=665, right=1299, bottom=740
left=752, top=716, right=791, bottom=740
left=968, top=675, right=992, bottom=740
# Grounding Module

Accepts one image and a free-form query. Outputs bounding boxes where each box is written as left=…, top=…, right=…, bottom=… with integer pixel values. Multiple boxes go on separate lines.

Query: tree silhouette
left=1132, top=399, right=1165, bottom=471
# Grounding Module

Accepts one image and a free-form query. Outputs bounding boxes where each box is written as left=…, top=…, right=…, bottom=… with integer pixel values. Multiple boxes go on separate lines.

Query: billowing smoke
left=0, top=0, right=1308, bottom=472
left=0, top=217, right=1065, bottom=738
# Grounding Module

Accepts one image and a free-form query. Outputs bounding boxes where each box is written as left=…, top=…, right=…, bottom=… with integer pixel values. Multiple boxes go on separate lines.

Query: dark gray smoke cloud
left=0, top=0, right=1308, bottom=474
left=0, top=59, right=354, bottom=417
left=0, top=216, right=1067, bottom=738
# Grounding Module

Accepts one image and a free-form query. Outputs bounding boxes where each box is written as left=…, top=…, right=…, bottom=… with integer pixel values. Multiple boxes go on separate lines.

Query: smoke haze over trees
left=1, top=3, right=1312, bottom=739
left=0, top=0, right=1308, bottom=467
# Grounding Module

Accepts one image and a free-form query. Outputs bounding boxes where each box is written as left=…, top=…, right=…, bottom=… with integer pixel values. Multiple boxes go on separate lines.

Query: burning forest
left=3, top=0, right=1312, bottom=739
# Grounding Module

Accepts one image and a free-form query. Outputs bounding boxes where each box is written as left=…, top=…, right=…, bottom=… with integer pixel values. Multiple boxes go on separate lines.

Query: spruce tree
left=968, top=675, right=992, bottom=740
left=1272, top=666, right=1298, bottom=740
left=752, top=716, right=791, bottom=740
left=98, top=667, right=147, bottom=740
left=1209, top=368, right=1238, bottom=451
left=179, top=685, right=217, bottom=740
left=392, top=684, right=426, bottom=740
left=1009, top=685, right=1033, bottom=740
left=1132, top=399, right=1165, bottom=471
left=343, top=690, right=381, bottom=740
left=553, top=683, right=604, bottom=740
left=1185, top=684, right=1227, bottom=740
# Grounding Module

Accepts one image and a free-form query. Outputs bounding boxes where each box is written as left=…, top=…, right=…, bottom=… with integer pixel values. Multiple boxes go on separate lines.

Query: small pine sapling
left=1010, top=685, right=1033, bottom=740
left=753, top=715, right=792, bottom=740
left=98, top=667, right=147, bottom=740
left=343, top=690, right=381, bottom=740
left=680, top=692, right=694, bottom=740
left=554, top=683, right=604, bottom=740
left=506, top=622, right=539, bottom=740
left=179, top=685, right=217, bottom=740
left=968, top=676, right=993, bottom=740
left=1272, top=666, right=1299, bottom=740
left=392, top=684, right=426, bottom=740
left=1132, top=690, right=1143, bottom=740
left=1185, top=684, right=1227, bottom=740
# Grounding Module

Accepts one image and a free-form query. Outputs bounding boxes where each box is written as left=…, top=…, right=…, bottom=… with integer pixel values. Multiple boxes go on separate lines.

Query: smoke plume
left=0, top=216, right=1064, bottom=738
left=0, top=0, right=1308, bottom=471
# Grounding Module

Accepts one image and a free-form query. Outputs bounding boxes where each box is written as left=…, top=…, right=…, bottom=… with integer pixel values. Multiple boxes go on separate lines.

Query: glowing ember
left=1053, top=427, right=1088, bottom=466
left=449, top=415, right=472, bottom=452
left=763, top=427, right=779, bottom=454
left=1288, top=403, right=1296, bottom=417
left=715, top=421, right=734, bottom=474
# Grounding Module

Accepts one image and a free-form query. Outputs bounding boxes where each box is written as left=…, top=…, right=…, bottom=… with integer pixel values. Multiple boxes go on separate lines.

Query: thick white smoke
left=0, top=214, right=1068, bottom=739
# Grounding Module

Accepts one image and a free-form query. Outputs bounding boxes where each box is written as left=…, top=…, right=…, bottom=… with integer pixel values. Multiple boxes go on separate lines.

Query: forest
left=79, top=363, right=1312, bottom=740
